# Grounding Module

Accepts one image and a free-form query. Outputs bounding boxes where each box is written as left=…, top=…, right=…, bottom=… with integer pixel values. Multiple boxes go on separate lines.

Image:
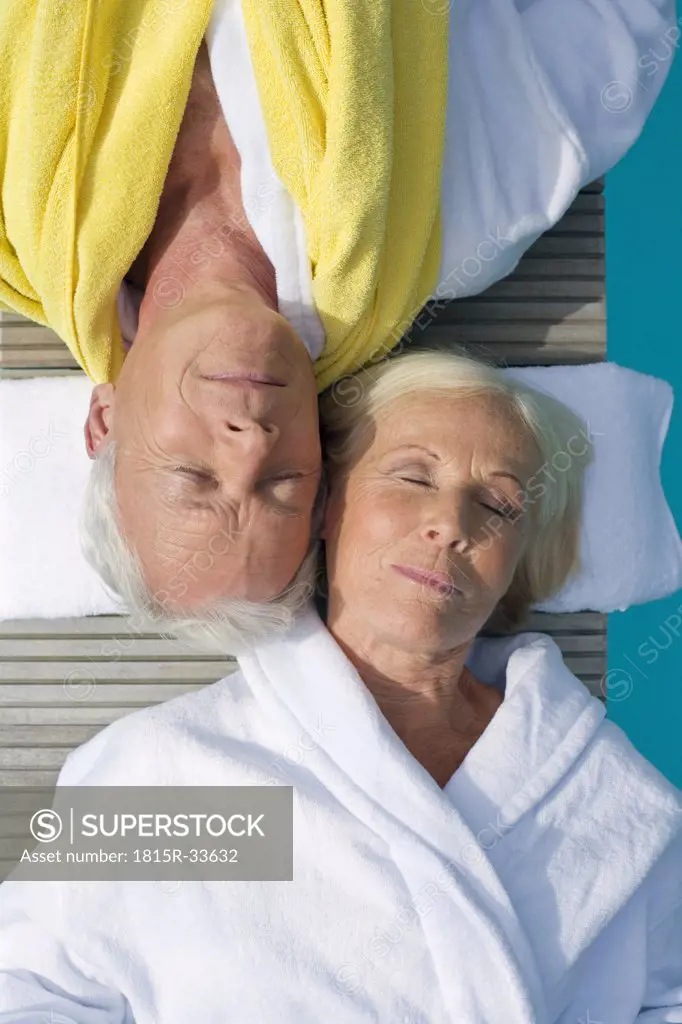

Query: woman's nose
left=420, top=504, right=469, bottom=549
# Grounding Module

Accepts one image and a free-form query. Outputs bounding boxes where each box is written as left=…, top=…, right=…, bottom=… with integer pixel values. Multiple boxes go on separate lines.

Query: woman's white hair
left=319, top=347, right=594, bottom=629
left=79, top=439, right=323, bottom=655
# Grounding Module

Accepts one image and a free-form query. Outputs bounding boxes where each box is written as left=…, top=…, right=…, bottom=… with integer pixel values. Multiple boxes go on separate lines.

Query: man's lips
left=391, top=564, right=464, bottom=596
left=201, top=372, right=286, bottom=387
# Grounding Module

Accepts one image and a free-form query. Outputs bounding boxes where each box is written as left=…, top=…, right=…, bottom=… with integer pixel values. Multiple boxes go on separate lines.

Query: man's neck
left=127, top=40, right=278, bottom=320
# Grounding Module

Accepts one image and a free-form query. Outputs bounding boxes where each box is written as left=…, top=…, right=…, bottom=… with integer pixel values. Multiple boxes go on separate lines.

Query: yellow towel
left=0, top=0, right=213, bottom=384
left=241, top=0, right=449, bottom=394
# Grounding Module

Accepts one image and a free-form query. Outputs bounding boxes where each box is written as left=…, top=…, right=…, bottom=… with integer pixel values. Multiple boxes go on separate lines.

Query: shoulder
left=579, top=716, right=682, bottom=902
left=57, top=669, right=253, bottom=787
left=591, top=716, right=682, bottom=812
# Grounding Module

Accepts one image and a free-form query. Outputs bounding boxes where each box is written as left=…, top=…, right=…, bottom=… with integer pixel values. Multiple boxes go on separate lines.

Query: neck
left=128, top=39, right=278, bottom=333
left=327, top=608, right=478, bottom=743
left=135, top=193, right=279, bottom=336
left=327, top=607, right=502, bottom=788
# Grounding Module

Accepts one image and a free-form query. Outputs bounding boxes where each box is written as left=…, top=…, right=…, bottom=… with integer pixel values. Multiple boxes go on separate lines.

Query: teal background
left=605, top=45, right=682, bottom=787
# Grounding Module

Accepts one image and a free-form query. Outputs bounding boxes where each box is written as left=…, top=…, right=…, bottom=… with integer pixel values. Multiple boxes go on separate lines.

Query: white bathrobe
left=1, top=607, right=681, bottom=1023
left=118, top=0, right=678, bottom=357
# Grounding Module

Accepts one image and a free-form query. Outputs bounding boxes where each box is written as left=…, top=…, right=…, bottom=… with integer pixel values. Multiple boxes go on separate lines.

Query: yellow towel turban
left=242, top=0, right=449, bottom=393
left=0, top=0, right=214, bottom=384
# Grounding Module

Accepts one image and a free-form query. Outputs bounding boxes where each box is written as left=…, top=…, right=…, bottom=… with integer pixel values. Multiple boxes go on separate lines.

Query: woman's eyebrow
left=386, top=450, right=527, bottom=492
left=488, top=469, right=525, bottom=491
left=388, top=444, right=438, bottom=457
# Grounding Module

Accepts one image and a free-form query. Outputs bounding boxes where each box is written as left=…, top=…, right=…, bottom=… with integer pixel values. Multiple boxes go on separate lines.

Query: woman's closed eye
left=481, top=496, right=523, bottom=522
left=389, top=461, right=433, bottom=486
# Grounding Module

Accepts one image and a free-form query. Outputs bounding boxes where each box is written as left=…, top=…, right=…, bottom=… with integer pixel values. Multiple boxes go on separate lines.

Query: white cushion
left=503, top=363, right=682, bottom=613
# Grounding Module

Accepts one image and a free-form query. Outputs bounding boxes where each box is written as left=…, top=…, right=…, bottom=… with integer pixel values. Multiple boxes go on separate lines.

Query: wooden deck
left=0, top=179, right=607, bottom=794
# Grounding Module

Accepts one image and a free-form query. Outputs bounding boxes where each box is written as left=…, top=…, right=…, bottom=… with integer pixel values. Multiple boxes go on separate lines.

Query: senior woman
left=1, top=352, right=681, bottom=1023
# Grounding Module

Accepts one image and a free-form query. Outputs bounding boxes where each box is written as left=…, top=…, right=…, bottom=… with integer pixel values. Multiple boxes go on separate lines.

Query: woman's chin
left=364, top=600, right=473, bottom=651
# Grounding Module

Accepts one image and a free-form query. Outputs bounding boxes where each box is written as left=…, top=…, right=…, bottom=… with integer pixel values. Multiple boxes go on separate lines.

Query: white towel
left=1, top=364, right=680, bottom=621
left=507, top=363, right=682, bottom=612
left=0, top=376, right=126, bottom=620
left=0, top=606, right=680, bottom=1020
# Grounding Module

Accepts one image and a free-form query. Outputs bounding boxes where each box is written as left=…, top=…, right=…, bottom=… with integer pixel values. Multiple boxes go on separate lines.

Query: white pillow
left=0, top=363, right=680, bottom=620
left=502, top=363, right=682, bottom=613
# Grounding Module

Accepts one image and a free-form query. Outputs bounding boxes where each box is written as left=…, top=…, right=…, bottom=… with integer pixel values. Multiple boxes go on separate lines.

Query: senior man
left=0, top=0, right=677, bottom=650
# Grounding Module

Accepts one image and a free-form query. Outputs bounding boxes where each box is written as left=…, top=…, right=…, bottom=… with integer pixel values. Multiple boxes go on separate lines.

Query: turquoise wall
left=606, top=45, right=682, bottom=787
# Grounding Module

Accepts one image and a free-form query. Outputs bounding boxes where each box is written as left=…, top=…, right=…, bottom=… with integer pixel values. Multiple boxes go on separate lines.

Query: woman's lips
left=391, top=564, right=463, bottom=596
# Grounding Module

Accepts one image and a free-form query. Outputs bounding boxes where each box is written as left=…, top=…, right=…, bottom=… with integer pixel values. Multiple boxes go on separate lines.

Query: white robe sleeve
left=517, top=0, right=678, bottom=183
left=636, top=897, right=682, bottom=1021
left=0, top=751, right=133, bottom=1023
left=0, top=886, right=134, bottom=1024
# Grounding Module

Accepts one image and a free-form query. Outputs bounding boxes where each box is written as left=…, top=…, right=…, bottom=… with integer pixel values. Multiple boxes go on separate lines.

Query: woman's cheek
left=496, top=533, right=525, bottom=592
left=472, top=533, right=521, bottom=594
left=365, top=494, right=413, bottom=547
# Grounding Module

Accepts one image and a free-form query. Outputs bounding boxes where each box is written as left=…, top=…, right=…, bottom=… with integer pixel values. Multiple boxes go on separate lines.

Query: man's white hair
left=79, top=439, right=322, bottom=655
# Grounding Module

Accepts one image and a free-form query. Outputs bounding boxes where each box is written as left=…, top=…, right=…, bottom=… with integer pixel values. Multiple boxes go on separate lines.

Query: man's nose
left=220, top=416, right=280, bottom=458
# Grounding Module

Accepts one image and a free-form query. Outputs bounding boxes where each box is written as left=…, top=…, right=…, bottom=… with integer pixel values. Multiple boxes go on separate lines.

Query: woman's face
left=323, top=391, right=543, bottom=656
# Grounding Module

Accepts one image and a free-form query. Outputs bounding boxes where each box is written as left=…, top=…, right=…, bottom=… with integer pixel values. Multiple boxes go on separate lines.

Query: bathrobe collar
left=239, top=606, right=593, bottom=1021
left=241, top=606, right=606, bottom=828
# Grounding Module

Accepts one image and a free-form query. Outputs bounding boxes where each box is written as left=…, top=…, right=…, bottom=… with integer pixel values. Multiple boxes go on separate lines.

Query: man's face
left=85, top=293, right=321, bottom=608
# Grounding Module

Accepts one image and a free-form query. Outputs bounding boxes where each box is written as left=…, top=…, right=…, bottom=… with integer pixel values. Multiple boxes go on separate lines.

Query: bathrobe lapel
left=239, top=607, right=549, bottom=1022
left=451, top=630, right=682, bottom=1008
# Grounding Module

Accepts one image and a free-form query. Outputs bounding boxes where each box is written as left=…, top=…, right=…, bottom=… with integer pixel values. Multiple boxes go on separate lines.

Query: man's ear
left=84, top=383, right=116, bottom=459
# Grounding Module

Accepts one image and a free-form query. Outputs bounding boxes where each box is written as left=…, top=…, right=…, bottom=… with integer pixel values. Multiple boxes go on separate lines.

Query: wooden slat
left=475, top=279, right=604, bottom=300
left=0, top=347, right=80, bottom=369
left=0, top=313, right=79, bottom=375
left=0, top=368, right=84, bottom=378
left=562, top=193, right=604, bottom=212
left=549, top=214, right=603, bottom=234
left=0, top=725, right=122, bottom=746
left=0, top=659, right=237, bottom=682
left=527, top=235, right=604, bottom=256
left=581, top=177, right=604, bottom=192
left=0, top=638, right=235, bottom=658
left=0, top=616, right=177, bottom=636
left=0, top=771, right=70, bottom=786
left=511, top=259, right=603, bottom=280
left=0, top=683, right=215, bottom=704
left=0, top=706, right=144, bottom=726
left=433, top=300, right=605, bottom=323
